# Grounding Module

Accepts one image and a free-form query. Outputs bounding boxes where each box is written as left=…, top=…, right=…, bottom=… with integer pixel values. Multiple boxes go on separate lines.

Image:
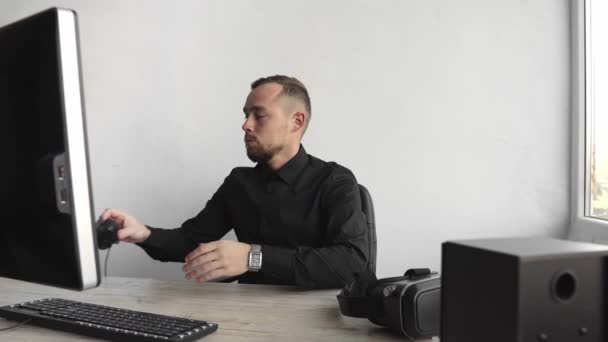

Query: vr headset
left=337, top=268, right=441, bottom=340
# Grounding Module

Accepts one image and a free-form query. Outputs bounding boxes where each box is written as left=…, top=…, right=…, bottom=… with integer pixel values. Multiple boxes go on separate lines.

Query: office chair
left=358, top=184, right=377, bottom=273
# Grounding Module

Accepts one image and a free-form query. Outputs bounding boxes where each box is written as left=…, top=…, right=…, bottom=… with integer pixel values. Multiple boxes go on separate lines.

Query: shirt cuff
left=136, top=226, right=164, bottom=249
left=261, top=245, right=296, bottom=280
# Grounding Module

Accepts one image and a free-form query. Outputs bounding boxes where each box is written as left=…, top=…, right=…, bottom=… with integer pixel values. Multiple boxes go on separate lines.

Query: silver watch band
left=248, top=244, right=263, bottom=272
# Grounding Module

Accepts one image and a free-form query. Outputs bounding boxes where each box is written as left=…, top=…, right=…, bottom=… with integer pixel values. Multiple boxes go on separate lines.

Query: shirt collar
left=256, top=145, right=309, bottom=185
left=276, top=145, right=309, bottom=185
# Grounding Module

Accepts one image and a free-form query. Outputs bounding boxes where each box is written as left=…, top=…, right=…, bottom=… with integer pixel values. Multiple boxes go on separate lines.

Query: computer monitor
left=0, top=7, right=100, bottom=290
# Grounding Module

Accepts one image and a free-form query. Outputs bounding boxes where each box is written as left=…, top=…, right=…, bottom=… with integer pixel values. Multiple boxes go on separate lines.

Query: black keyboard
left=0, top=298, right=218, bottom=341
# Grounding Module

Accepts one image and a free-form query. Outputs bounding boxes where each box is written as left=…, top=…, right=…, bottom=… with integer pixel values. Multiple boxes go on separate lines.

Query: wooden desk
left=0, top=276, right=437, bottom=341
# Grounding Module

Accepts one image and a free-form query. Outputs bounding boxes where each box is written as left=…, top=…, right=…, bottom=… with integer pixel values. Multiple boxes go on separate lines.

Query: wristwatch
left=248, top=244, right=263, bottom=272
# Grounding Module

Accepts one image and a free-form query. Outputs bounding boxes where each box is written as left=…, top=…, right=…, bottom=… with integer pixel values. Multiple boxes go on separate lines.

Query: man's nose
left=242, top=116, right=253, bottom=132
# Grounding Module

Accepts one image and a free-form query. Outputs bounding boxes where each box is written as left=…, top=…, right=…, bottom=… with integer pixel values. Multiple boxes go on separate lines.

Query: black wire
left=0, top=318, right=31, bottom=332
left=104, top=246, right=112, bottom=278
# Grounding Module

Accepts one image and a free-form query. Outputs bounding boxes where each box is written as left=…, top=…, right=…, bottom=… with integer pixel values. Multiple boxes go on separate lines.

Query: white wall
left=0, top=0, right=571, bottom=280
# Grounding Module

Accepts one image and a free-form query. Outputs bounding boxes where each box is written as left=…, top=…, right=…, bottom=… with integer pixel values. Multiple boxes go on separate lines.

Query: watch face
left=249, top=245, right=262, bottom=271
left=251, top=254, right=262, bottom=267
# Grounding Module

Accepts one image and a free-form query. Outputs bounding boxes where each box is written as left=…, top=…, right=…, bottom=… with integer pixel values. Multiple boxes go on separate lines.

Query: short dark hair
left=251, top=75, right=312, bottom=133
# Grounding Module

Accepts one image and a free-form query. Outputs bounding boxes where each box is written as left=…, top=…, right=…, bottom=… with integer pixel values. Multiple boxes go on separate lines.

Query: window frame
left=568, top=0, right=608, bottom=242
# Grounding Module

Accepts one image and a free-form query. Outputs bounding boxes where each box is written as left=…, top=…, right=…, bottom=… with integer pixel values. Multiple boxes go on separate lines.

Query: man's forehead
left=250, top=83, right=283, bottom=101
left=244, top=83, right=283, bottom=109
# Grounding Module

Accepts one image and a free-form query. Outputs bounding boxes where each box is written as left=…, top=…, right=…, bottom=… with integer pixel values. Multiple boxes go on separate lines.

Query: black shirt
left=138, top=145, right=370, bottom=289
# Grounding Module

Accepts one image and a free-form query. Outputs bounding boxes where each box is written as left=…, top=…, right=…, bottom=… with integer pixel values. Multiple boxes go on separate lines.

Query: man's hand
left=182, top=240, right=251, bottom=283
left=99, top=208, right=151, bottom=244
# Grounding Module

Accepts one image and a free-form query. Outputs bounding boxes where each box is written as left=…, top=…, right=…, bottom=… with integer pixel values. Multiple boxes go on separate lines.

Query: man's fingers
left=100, top=209, right=111, bottom=222
left=185, top=241, right=218, bottom=262
left=100, top=208, right=128, bottom=226
left=183, top=251, right=219, bottom=273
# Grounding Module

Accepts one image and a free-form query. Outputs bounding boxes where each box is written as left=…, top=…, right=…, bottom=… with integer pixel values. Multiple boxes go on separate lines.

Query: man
left=101, top=75, right=370, bottom=289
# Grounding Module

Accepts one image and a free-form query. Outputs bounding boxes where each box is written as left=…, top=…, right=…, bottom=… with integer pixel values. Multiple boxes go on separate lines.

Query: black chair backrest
left=358, top=184, right=377, bottom=273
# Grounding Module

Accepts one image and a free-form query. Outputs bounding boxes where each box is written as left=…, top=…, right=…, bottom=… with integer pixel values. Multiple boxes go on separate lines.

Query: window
left=569, top=0, right=608, bottom=241
left=588, top=0, right=608, bottom=220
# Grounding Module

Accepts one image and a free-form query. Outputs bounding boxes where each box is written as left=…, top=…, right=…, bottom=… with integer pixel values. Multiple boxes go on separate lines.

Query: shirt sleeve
left=136, top=172, right=235, bottom=262
left=261, top=168, right=370, bottom=289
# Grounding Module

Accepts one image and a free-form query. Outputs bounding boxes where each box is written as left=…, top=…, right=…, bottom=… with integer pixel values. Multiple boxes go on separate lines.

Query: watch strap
left=248, top=244, right=263, bottom=272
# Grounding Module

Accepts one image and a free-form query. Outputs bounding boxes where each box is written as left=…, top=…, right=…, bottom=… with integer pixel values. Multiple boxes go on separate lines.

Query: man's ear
left=291, top=112, right=306, bottom=133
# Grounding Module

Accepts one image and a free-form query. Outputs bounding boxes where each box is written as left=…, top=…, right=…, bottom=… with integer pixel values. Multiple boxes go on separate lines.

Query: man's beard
left=246, top=142, right=281, bottom=163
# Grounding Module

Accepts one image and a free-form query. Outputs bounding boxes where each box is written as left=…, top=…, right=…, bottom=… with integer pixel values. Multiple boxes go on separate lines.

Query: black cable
left=0, top=318, right=31, bottom=332
left=104, top=246, right=111, bottom=278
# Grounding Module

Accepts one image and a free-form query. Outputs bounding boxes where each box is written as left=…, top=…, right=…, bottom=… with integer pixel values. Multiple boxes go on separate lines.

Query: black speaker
left=441, top=237, right=608, bottom=342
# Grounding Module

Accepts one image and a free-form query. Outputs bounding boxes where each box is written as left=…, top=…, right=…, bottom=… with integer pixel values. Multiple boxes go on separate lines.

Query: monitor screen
left=0, top=7, right=100, bottom=290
